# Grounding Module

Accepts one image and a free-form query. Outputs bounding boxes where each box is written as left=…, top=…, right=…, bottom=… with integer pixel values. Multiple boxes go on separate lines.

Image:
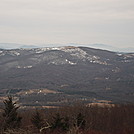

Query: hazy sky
left=0, top=0, right=134, bottom=48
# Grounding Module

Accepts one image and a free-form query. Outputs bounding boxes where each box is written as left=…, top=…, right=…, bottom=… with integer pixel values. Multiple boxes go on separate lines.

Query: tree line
left=0, top=96, right=134, bottom=134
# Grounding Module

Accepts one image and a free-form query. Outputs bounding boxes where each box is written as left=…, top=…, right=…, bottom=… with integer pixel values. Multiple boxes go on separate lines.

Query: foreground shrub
left=2, top=96, right=22, bottom=130
left=1, top=129, right=32, bottom=134
left=0, top=101, right=134, bottom=134
left=76, top=113, right=86, bottom=130
left=31, top=109, right=44, bottom=130
left=50, top=113, right=69, bottom=132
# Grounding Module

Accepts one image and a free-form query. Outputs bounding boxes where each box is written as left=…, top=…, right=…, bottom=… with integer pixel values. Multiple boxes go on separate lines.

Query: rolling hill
left=0, top=46, right=134, bottom=107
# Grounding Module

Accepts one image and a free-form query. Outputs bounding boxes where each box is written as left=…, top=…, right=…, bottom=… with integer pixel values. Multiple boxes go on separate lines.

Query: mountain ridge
left=0, top=46, right=134, bottom=106
left=0, top=43, right=134, bottom=52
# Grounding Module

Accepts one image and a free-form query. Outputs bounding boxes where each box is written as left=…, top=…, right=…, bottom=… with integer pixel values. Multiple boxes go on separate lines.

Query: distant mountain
left=68, top=43, right=134, bottom=52
left=1, top=43, right=134, bottom=52
left=0, top=43, right=23, bottom=49
left=90, top=44, right=134, bottom=52
left=0, top=46, right=134, bottom=106
left=0, top=43, right=39, bottom=49
left=20, top=45, right=39, bottom=49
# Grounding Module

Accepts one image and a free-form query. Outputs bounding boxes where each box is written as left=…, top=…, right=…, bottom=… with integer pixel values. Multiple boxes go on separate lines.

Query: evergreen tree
left=31, top=109, right=44, bottom=130
left=76, top=113, right=86, bottom=129
left=2, top=96, right=22, bottom=130
left=51, top=113, right=64, bottom=130
left=62, top=116, right=70, bottom=131
left=51, top=113, right=69, bottom=131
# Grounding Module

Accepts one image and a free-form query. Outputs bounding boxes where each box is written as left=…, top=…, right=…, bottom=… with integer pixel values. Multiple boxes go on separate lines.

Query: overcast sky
left=0, top=0, right=134, bottom=48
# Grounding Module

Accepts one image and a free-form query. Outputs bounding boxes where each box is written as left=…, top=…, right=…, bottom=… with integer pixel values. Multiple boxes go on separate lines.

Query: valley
left=0, top=46, right=134, bottom=107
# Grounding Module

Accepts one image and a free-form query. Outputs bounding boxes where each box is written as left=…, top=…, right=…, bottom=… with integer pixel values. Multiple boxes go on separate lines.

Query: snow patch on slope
left=17, top=65, right=33, bottom=69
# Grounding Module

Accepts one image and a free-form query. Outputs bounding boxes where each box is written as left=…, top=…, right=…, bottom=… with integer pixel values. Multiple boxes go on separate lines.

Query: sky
left=0, top=0, right=134, bottom=48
